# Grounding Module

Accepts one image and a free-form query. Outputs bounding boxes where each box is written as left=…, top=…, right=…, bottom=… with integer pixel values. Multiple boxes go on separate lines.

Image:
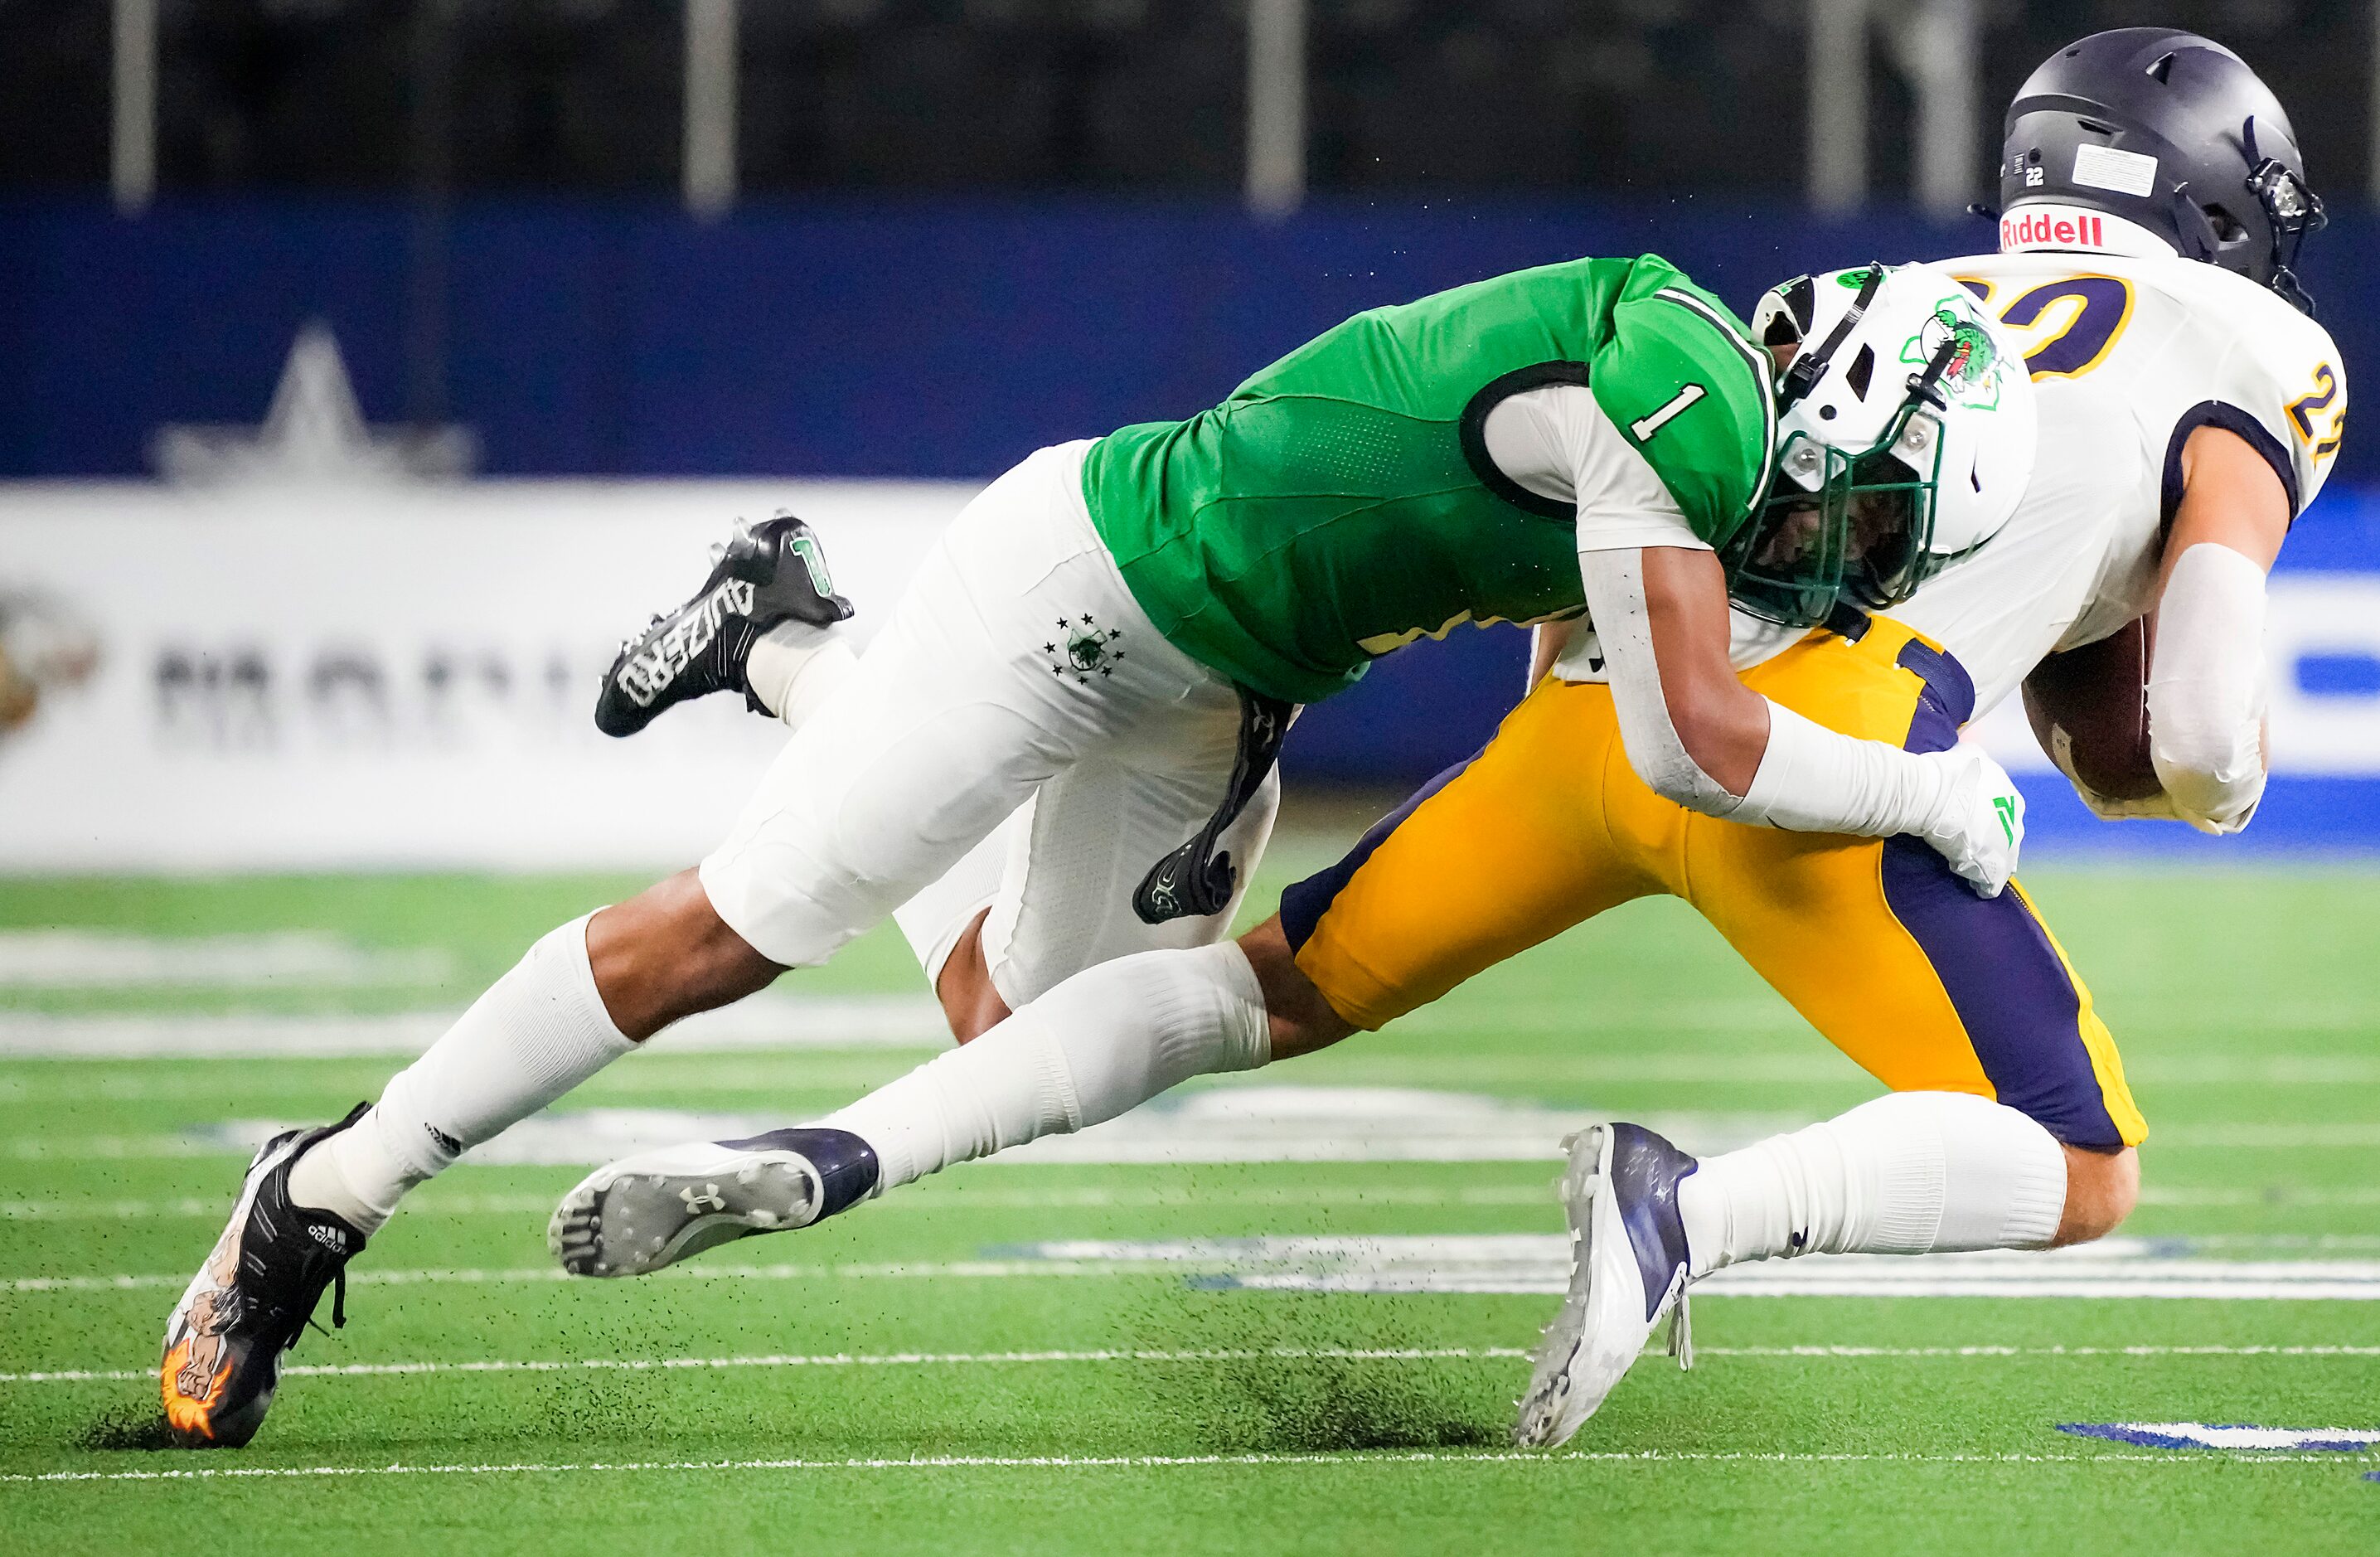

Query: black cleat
left=594, top=512, right=854, bottom=738
left=160, top=1104, right=372, bottom=1448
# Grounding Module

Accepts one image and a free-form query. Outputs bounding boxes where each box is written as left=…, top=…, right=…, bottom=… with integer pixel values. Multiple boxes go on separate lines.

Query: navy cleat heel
left=549, top=1127, right=880, bottom=1278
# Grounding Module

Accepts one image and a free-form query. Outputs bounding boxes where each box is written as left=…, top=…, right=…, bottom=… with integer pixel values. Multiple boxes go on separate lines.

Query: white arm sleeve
left=1578, top=549, right=1961, bottom=837
left=1578, top=548, right=1738, bottom=815
left=2146, top=542, right=2269, bottom=834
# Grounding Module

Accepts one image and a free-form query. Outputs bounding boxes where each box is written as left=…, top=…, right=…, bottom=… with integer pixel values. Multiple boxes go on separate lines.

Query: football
left=2022, top=614, right=2161, bottom=800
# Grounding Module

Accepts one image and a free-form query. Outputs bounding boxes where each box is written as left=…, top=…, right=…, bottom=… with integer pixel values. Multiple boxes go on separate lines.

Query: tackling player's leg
left=163, top=508, right=849, bottom=1444
left=543, top=909, right=1350, bottom=1277
left=162, top=443, right=1263, bottom=1444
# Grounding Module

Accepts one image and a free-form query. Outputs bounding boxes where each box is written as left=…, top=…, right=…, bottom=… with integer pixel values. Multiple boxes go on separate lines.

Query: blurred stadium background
left=5, top=0, right=2380, bottom=866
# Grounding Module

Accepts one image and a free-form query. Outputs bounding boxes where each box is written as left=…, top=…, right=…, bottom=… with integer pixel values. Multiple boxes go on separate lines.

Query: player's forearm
left=2146, top=542, right=2268, bottom=833
left=1586, top=549, right=1964, bottom=838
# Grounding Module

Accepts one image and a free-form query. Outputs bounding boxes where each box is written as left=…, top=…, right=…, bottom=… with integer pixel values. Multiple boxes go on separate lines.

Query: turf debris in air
left=75, top=1407, right=179, bottom=1453
left=1120, top=1289, right=1505, bottom=1452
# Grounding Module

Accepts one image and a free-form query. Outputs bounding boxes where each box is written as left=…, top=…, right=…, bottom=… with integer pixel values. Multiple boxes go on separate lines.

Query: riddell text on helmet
left=2000, top=210, right=2108, bottom=250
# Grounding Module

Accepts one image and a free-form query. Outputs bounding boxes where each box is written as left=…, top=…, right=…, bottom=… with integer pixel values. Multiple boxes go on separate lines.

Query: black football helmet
left=1999, top=28, right=2325, bottom=313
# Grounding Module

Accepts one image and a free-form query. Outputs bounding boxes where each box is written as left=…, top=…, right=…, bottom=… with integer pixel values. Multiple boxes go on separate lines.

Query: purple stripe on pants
left=1882, top=640, right=2124, bottom=1150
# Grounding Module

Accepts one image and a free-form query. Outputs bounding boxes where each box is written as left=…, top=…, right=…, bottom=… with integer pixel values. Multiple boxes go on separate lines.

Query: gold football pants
left=1280, top=614, right=2145, bottom=1150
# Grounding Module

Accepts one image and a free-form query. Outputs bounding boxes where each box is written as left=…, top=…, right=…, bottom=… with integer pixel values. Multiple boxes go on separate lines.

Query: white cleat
left=548, top=1127, right=879, bottom=1278
left=1514, top=1122, right=1699, bottom=1448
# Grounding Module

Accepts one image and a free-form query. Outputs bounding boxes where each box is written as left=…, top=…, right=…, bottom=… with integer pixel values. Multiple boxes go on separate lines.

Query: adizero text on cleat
left=1514, top=1122, right=1699, bottom=1449
left=159, top=1104, right=372, bottom=1449
left=549, top=1127, right=879, bottom=1278
left=594, top=512, right=854, bottom=737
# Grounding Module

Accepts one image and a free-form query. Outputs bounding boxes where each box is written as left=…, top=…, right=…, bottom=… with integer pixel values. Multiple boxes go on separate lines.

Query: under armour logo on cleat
left=680, top=1185, right=727, bottom=1215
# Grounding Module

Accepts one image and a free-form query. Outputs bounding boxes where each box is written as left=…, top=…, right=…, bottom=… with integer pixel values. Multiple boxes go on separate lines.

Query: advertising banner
left=6, top=479, right=2378, bottom=868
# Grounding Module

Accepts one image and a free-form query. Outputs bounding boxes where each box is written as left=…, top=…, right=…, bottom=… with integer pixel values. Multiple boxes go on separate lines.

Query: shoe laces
left=294, top=1266, right=349, bottom=1350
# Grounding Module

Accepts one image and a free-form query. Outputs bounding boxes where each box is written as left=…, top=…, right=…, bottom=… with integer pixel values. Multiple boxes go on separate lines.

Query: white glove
left=1915, top=745, right=2026, bottom=898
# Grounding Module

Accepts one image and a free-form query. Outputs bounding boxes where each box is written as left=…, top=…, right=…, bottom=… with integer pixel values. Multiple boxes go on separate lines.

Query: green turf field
left=4, top=832, right=2379, bottom=1554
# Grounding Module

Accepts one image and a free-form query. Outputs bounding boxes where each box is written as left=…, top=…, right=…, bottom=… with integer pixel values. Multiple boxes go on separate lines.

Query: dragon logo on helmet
left=1903, top=300, right=2002, bottom=410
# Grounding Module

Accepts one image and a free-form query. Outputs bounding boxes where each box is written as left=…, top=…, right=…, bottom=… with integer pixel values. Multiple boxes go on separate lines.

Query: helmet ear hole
left=1844, top=345, right=1875, bottom=400
left=2203, top=203, right=2247, bottom=242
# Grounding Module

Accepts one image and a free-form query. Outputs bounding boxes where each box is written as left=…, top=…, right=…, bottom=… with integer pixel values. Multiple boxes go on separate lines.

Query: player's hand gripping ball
left=2023, top=615, right=2164, bottom=805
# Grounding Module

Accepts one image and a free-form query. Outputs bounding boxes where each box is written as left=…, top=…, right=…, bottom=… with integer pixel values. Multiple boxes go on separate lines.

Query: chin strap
left=1133, top=688, right=1293, bottom=924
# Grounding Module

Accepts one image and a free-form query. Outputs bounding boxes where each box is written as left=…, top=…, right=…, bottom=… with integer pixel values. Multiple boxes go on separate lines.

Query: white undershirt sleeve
left=1481, top=384, right=1712, bottom=555
left=2146, top=543, right=2269, bottom=834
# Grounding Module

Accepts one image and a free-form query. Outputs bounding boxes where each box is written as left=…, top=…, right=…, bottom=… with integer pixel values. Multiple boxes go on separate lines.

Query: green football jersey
left=1080, top=253, right=1776, bottom=704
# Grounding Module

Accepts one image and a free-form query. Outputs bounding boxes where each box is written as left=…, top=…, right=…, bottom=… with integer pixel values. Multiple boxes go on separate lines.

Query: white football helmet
left=1728, top=263, right=2038, bottom=626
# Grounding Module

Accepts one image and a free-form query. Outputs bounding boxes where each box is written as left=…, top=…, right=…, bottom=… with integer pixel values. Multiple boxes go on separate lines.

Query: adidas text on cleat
left=594, top=512, right=854, bottom=737
left=1514, top=1122, right=1699, bottom=1449
left=159, top=1104, right=371, bottom=1449
left=549, top=1127, right=879, bottom=1278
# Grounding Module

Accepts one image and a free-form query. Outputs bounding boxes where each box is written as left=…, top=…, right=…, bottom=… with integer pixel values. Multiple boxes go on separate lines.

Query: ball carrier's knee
left=2053, top=1142, right=2138, bottom=1246
left=586, top=869, right=785, bottom=1040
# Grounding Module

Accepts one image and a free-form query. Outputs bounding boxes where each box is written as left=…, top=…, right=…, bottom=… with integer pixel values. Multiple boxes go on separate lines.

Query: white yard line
left=13, top=1185, right=2380, bottom=1220
left=17, top=1108, right=2380, bottom=1166
left=995, top=1234, right=2380, bottom=1301
left=10, top=1342, right=2380, bottom=1387
left=7, top=1346, right=1524, bottom=1385
left=0, top=931, right=450, bottom=990
left=11, top=1016, right=2380, bottom=1084
left=0, top=1184, right=1563, bottom=1220
left=7, top=1448, right=2372, bottom=1485
left=0, top=1263, right=1083, bottom=1293
left=27, top=1094, right=1810, bottom=1166
left=0, top=995, right=947, bottom=1059
left=17, top=1235, right=2380, bottom=1299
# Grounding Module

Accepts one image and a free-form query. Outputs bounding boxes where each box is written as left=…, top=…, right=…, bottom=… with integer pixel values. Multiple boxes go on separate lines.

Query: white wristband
left=1731, top=701, right=1953, bottom=837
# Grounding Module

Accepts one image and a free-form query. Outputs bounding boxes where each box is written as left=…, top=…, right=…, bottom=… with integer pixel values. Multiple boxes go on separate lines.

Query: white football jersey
left=1883, top=247, right=2345, bottom=716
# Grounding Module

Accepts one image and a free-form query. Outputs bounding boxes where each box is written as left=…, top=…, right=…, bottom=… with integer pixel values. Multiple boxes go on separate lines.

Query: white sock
left=287, top=914, right=637, bottom=1234
left=889, top=808, right=1022, bottom=993
left=1675, top=1091, right=2067, bottom=1278
left=746, top=621, right=857, bottom=728
left=823, top=941, right=1271, bottom=1191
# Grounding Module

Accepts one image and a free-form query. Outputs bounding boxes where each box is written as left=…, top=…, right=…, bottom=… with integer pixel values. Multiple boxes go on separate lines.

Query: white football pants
left=700, top=440, right=1276, bottom=1006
